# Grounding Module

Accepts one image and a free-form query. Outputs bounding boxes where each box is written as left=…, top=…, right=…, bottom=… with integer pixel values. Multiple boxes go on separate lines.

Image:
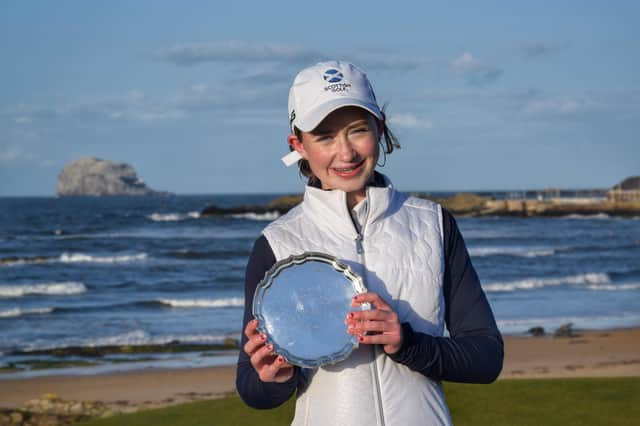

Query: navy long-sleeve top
left=236, top=208, right=504, bottom=409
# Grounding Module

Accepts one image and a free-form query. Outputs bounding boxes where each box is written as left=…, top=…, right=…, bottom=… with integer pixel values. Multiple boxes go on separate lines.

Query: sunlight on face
left=295, top=107, right=380, bottom=208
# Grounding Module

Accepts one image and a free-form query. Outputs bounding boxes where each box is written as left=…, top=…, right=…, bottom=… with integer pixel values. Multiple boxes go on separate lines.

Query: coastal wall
left=200, top=193, right=640, bottom=218
left=478, top=199, right=640, bottom=217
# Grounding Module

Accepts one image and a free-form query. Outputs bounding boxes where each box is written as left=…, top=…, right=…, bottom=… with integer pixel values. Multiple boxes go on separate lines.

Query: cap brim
left=293, top=98, right=383, bottom=132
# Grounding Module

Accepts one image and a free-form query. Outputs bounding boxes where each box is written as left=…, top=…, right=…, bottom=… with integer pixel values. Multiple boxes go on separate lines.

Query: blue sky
left=1, top=1, right=638, bottom=195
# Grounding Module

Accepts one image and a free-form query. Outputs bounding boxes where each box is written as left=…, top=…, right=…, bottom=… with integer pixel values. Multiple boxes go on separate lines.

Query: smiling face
left=288, top=106, right=381, bottom=209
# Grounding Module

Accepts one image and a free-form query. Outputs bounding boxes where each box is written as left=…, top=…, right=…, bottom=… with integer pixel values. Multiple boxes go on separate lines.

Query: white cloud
left=0, top=146, right=22, bottom=163
left=521, top=42, right=568, bottom=59
left=350, top=52, right=434, bottom=72
left=451, top=52, right=479, bottom=72
left=523, top=97, right=600, bottom=117
left=4, top=81, right=286, bottom=128
left=8, top=90, right=186, bottom=124
left=156, top=40, right=437, bottom=75
left=157, top=41, right=323, bottom=66
left=450, top=52, right=503, bottom=86
left=388, top=113, right=433, bottom=129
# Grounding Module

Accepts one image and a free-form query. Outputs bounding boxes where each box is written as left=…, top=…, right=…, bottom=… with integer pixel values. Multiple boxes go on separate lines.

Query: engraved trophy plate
left=253, top=252, right=369, bottom=368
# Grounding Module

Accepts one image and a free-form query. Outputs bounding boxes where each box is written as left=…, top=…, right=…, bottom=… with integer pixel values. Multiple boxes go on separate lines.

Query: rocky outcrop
left=418, top=193, right=491, bottom=215
left=0, top=393, right=114, bottom=426
left=200, top=194, right=303, bottom=217
left=56, top=157, right=165, bottom=196
left=554, top=323, right=580, bottom=338
left=201, top=191, right=640, bottom=219
left=613, top=176, right=640, bottom=190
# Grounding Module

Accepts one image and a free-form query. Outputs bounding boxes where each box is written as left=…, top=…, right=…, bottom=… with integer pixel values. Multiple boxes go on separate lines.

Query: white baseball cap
left=288, top=60, right=383, bottom=133
left=282, top=61, right=383, bottom=167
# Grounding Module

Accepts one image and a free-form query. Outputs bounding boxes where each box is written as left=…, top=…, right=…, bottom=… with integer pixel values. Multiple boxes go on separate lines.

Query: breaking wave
left=0, top=307, right=53, bottom=318
left=586, top=283, right=640, bottom=291
left=157, top=297, right=244, bottom=308
left=59, top=253, right=147, bottom=264
left=230, top=211, right=280, bottom=221
left=14, top=329, right=241, bottom=352
left=484, top=272, right=610, bottom=292
left=0, top=282, right=87, bottom=298
left=1, top=253, right=147, bottom=266
left=147, top=212, right=200, bottom=222
left=469, top=246, right=555, bottom=258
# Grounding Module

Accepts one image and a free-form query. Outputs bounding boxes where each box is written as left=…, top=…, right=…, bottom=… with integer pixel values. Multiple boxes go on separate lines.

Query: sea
left=1, top=194, right=639, bottom=377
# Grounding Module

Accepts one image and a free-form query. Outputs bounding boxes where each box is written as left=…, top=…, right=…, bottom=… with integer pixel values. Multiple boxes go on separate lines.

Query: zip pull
left=355, top=234, right=363, bottom=254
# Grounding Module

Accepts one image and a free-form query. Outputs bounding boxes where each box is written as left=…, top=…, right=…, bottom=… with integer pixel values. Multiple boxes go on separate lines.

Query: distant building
left=608, top=176, right=640, bottom=202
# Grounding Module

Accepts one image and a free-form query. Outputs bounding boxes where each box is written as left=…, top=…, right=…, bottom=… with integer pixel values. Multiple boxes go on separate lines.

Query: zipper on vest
left=355, top=234, right=363, bottom=254
left=352, top=201, right=385, bottom=426
left=355, top=234, right=385, bottom=426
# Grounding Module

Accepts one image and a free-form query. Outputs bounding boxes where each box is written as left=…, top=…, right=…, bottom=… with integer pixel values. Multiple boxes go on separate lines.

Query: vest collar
left=302, top=172, right=395, bottom=238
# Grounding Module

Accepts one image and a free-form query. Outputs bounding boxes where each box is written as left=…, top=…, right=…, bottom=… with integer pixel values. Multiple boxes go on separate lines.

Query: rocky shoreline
left=1, top=340, right=239, bottom=375
left=0, top=394, right=114, bottom=426
left=1, top=329, right=638, bottom=425
left=200, top=193, right=640, bottom=218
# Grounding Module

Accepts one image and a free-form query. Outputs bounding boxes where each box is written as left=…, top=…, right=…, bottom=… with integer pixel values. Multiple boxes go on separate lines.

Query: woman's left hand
left=345, top=292, right=403, bottom=355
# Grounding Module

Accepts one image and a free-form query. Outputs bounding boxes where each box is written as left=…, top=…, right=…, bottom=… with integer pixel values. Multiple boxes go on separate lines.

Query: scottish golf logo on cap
left=322, top=68, right=351, bottom=93
left=323, top=69, right=344, bottom=83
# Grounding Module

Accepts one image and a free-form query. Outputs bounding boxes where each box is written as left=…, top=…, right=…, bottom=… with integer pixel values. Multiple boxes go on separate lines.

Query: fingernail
left=353, top=295, right=359, bottom=301
left=277, top=356, right=284, bottom=363
left=358, top=336, right=364, bottom=342
left=260, top=334, right=267, bottom=341
left=348, top=312, right=355, bottom=319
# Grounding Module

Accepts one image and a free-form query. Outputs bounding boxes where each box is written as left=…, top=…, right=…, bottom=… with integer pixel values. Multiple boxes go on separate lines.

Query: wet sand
left=501, top=328, right=640, bottom=379
left=1, top=328, right=638, bottom=411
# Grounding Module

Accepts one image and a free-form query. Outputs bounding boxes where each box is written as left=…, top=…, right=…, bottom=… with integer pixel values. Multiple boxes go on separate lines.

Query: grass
left=78, top=377, right=639, bottom=426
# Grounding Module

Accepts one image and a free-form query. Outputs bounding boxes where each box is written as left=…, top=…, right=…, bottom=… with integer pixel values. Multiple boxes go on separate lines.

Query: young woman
left=236, top=61, right=503, bottom=426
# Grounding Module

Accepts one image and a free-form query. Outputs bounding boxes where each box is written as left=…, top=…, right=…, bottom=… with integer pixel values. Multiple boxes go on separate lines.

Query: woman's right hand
left=243, top=319, right=295, bottom=383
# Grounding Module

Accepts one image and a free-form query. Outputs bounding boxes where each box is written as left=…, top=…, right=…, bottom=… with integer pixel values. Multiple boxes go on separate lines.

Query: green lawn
left=79, top=377, right=639, bottom=426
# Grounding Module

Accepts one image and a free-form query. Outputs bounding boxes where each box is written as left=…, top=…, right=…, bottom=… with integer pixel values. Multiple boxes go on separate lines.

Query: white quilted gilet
left=262, top=175, right=452, bottom=426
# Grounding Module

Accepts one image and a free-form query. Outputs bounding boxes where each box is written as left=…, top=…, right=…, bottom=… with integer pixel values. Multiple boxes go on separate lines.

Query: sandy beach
left=1, top=328, right=638, bottom=411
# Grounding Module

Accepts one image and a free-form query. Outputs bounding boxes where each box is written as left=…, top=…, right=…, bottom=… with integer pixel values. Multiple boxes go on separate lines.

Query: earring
left=376, top=141, right=387, bottom=167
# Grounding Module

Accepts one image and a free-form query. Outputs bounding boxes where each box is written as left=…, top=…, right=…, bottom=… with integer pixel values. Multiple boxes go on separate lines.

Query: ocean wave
left=0, top=255, right=52, bottom=266
left=586, top=283, right=640, bottom=291
left=59, top=252, right=147, bottom=264
left=5, top=297, right=246, bottom=316
left=468, top=246, right=555, bottom=258
left=57, top=228, right=258, bottom=240
left=0, top=307, right=53, bottom=318
left=0, top=282, right=86, bottom=298
left=167, top=249, right=249, bottom=260
left=610, top=268, right=640, bottom=280
left=496, top=313, right=640, bottom=334
left=562, top=213, right=611, bottom=220
left=157, top=297, right=244, bottom=308
left=230, top=211, right=280, bottom=221
left=458, top=230, right=520, bottom=240
left=147, top=211, right=201, bottom=222
left=484, top=272, right=610, bottom=292
left=555, top=242, right=640, bottom=254
left=17, top=329, right=241, bottom=352
left=1, top=253, right=148, bottom=266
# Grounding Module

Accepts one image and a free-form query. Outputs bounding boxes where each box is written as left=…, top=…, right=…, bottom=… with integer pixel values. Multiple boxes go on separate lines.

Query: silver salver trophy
left=253, top=252, right=370, bottom=368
